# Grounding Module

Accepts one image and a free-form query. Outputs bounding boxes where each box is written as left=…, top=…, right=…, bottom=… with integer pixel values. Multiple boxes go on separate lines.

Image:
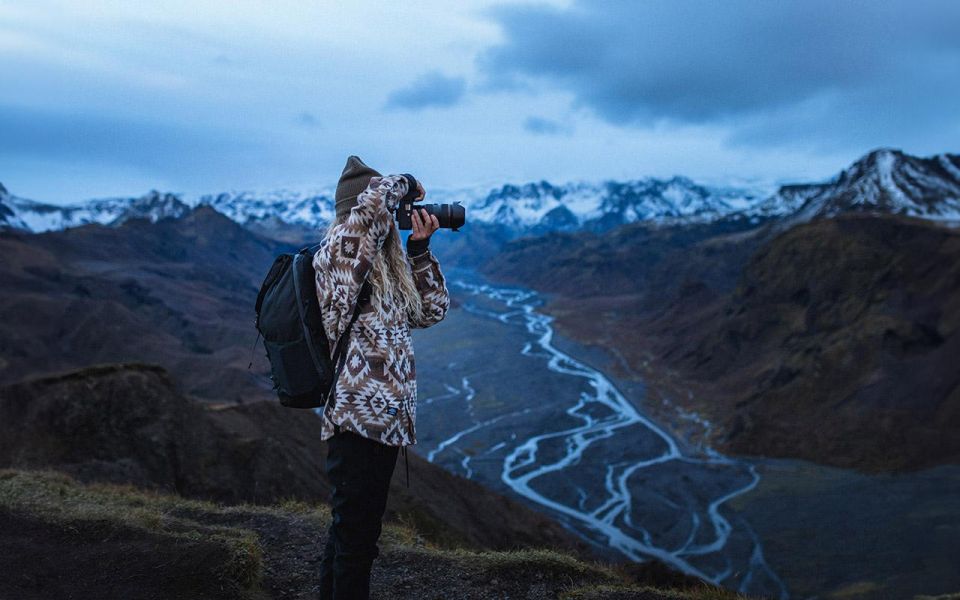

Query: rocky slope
left=482, top=217, right=766, bottom=311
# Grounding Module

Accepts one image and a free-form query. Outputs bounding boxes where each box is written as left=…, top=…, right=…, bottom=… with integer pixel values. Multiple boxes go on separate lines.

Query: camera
left=395, top=174, right=465, bottom=231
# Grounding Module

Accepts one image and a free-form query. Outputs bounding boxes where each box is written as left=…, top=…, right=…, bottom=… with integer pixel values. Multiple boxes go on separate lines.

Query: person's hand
left=410, top=206, right=439, bottom=240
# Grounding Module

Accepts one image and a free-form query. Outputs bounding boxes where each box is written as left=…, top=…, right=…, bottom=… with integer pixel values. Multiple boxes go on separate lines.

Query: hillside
left=0, top=205, right=288, bottom=402
left=0, top=363, right=590, bottom=555
left=0, top=364, right=744, bottom=599
left=644, top=214, right=960, bottom=471
left=482, top=216, right=767, bottom=311
left=0, top=470, right=748, bottom=600
left=497, top=214, right=960, bottom=472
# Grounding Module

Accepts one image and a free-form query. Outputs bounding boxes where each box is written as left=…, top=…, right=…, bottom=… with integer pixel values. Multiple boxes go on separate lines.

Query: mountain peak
left=863, top=146, right=903, bottom=161
left=844, top=147, right=905, bottom=180
left=776, top=148, right=960, bottom=222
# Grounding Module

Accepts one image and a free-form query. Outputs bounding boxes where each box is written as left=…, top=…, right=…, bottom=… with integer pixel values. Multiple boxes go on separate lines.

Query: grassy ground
left=0, top=469, right=752, bottom=600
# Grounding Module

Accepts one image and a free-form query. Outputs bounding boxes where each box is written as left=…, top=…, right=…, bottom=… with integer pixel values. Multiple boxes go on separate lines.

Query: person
left=313, top=155, right=450, bottom=599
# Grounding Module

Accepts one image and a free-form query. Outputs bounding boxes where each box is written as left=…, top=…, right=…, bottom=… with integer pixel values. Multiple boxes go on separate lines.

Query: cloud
left=385, top=71, right=467, bottom=111
left=523, top=116, right=573, bottom=136
left=0, top=104, right=245, bottom=168
left=0, top=103, right=289, bottom=199
left=296, top=111, right=321, bottom=128
left=477, top=0, right=960, bottom=149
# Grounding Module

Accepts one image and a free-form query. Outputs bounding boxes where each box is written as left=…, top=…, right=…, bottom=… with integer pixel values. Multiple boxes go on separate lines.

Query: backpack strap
left=327, top=279, right=372, bottom=409
left=255, top=254, right=292, bottom=327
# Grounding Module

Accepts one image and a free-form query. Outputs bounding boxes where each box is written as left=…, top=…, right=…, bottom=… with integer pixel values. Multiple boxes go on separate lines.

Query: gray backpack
left=252, top=242, right=370, bottom=409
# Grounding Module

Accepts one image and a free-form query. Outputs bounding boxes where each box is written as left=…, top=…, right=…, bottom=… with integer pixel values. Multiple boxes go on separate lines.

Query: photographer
left=313, top=155, right=450, bottom=599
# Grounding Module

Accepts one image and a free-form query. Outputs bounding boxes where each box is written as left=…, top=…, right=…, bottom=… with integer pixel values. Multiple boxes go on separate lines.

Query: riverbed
left=411, top=267, right=960, bottom=599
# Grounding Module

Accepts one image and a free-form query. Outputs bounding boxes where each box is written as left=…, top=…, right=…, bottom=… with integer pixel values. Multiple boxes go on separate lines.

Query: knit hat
left=335, top=155, right=382, bottom=220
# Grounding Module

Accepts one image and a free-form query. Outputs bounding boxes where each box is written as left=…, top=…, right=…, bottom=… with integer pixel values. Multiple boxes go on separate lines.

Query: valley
left=411, top=268, right=960, bottom=599
left=2, top=146, right=959, bottom=599
left=486, top=213, right=960, bottom=472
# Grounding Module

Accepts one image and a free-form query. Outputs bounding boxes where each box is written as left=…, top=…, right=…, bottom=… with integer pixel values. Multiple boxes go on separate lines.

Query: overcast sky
left=1, top=0, right=958, bottom=204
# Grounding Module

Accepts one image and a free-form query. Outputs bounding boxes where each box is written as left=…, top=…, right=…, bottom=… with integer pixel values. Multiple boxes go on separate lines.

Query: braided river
left=411, top=267, right=960, bottom=599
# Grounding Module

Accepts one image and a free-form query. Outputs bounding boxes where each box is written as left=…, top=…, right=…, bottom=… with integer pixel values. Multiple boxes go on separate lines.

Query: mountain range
left=0, top=184, right=192, bottom=232
left=7, top=148, right=957, bottom=242
left=1, top=177, right=767, bottom=236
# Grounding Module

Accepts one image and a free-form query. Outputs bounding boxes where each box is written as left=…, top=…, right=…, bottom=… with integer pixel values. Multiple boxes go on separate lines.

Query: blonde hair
left=324, top=216, right=425, bottom=324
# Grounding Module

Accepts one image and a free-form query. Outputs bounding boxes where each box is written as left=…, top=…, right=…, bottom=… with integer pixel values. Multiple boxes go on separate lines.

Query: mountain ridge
left=5, top=148, right=959, bottom=245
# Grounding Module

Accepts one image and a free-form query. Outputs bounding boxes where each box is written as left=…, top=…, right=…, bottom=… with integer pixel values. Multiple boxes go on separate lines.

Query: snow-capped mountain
left=436, top=177, right=770, bottom=234
left=197, top=188, right=336, bottom=229
left=0, top=177, right=771, bottom=236
left=757, top=148, right=960, bottom=223
left=597, top=177, right=768, bottom=228
left=0, top=187, right=191, bottom=233
left=3, top=148, right=958, bottom=237
left=0, top=183, right=29, bottom=230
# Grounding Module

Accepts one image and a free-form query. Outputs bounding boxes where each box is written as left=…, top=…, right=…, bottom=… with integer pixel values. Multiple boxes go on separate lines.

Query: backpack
left=252, top=242, right=371, bottom=409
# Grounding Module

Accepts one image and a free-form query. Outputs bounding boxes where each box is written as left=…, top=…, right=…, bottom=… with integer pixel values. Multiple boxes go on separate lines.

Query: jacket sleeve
left=314, top=174, right=410, bottom=347
left=407, top=247, right=450, bottom=329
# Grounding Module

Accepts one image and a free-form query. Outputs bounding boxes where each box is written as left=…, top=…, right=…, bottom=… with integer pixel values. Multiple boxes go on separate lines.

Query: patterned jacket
left=312, top=174, right=450, bottom=446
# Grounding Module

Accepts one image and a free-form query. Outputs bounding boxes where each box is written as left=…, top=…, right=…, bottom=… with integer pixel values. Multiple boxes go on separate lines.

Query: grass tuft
left=0, top=469, right=264, bottom=590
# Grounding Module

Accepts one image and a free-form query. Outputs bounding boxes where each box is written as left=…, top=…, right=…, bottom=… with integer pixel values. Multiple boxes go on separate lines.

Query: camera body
left=394, top=174, right=465, bottom=231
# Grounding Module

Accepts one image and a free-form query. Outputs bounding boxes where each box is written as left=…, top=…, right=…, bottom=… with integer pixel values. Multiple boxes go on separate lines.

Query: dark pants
left=318, top=429, right=399, bottom=600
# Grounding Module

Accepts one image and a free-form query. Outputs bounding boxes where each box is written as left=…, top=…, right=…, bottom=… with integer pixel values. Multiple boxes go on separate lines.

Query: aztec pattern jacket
left=313, top=174, right=450, bottom=447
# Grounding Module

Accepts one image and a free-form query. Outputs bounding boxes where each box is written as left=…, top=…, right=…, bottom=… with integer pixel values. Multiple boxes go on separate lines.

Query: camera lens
left=424, top=203, right=465, bottom=230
